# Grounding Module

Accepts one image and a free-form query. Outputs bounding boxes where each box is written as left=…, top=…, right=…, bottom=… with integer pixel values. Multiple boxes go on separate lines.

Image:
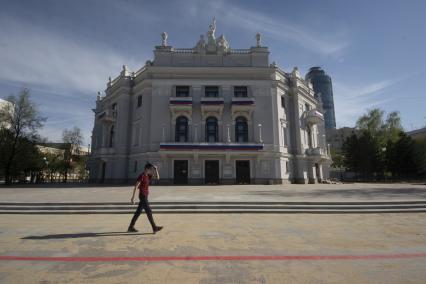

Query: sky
left=1, top=0, right=425, bottom=144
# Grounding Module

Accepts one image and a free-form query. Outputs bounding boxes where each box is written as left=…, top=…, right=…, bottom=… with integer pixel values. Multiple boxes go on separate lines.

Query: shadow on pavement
left=246, top=187, right=426, bottom=200
left=22, top=231, right=153, bottom=239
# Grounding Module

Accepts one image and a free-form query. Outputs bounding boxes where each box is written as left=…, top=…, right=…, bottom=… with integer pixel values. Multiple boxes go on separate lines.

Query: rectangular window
left=286, top=161, right=289, bottom=173
left=281, top=96, right=286, bottom=108
left=305, top=103, right=310, bottom=111
left=137, top=95, right=142, bottom=107
left=134, top=161, right=138, bottom=173
left=205, top=86, right=219, bottom=97
left=234, top=86, right=248, bottom=97
left=176, top=86, right=190, bottom=97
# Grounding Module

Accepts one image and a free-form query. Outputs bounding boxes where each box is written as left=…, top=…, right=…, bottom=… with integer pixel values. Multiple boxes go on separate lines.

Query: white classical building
left=88, top=19, right=331, bottom=184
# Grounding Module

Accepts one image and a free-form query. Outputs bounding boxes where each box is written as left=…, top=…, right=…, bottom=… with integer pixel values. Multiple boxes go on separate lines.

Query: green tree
left=0, top=89, right=46, bottom=184
left=385, top=133, right=417, bottom=178
left=343, top=132, right=383, bottom=179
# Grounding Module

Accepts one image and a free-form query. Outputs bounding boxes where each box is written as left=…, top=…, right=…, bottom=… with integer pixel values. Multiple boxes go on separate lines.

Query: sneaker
left=127, top=227, right=138, bottom=233
left=153, top=226, right=163, bottom=234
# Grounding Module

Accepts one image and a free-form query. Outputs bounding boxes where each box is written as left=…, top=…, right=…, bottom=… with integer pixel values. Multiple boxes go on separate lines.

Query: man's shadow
left=22, top=231, right=153, bottom=240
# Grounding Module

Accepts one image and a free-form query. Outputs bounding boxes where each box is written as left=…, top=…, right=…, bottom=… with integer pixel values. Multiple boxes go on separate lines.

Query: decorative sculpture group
left=161, top=17, right=262, bottom=54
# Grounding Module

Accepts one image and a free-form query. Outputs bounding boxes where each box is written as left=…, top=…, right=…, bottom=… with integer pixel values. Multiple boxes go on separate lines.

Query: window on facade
left=305, top=103, right=310, bottom=111
left=235, top=116, right=248, bottom=143
left=206, top=117, right=218, bottom=142
left=286, top=161, right=289, bottom=173
left=234, top=86, right=248, bottom=97
left=281, top=96, right=286, bottom=108
left=307, top=126, right=312, bottom=148
left=137, top=95, right=142, bottom=107
left=175, top=116, right=188, bottom=142
left=109, top=126, right=115, bottom=147
left=205, top=86, right=219, bottom=97
left=134, top=161, right=138, bottom=173
left=111, top=103, right=117, bottom=117
left=176, top=86, right=190, bottom=97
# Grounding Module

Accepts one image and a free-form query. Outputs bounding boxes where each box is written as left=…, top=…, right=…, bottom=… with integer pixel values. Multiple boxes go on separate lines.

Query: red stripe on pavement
left=1, top=253, right=426, bottom=262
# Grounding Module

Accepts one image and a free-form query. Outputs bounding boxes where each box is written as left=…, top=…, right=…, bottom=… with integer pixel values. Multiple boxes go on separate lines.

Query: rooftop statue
left=161, top=32, right=168, bottom=47
left=195, top=34, right=206, bottom=53
left=217, top=34, right=229, bottom=53
left=206, top=17, right=217, bottom=53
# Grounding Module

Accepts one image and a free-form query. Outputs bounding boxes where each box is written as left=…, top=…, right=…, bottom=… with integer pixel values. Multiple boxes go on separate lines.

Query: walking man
left=128, top=162, right=163, bottom=233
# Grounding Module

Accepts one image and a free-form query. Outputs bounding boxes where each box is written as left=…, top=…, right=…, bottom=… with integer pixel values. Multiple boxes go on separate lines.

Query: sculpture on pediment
left=255, top=33, right=262, bottom=47
left=292, top=66, right=301, bottom=78
left=206, top=17, right=217, bottom=53
left=161, top=32, right=168, bottom=47
left=217, top=34, right=229, bottom=53
left=195, top=34, right=206, bottom=53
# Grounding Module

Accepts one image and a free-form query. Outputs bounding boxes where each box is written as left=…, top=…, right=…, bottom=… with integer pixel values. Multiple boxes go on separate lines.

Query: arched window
left=307, top=126, right=312, bottom=148
left=109, top=126, right=115, bottom=147
left=175, top=116, right=188, bottom=142
left=235, top=116, right=248, bottom=143
left=206, top=117, right=218, bottom=142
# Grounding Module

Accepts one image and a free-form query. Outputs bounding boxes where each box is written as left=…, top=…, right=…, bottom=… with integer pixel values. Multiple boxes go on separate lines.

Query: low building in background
left=407, top=127, right=426, bottom=141
left=0, top=98, right=14, bottom=129
left=37, top=143, right=89, bottom=182
left=326, top=127, right=358, bottom=152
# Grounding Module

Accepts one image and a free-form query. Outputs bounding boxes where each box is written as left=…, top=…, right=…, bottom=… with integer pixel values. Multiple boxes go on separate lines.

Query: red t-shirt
left=137, top=173, right=150, bottom=197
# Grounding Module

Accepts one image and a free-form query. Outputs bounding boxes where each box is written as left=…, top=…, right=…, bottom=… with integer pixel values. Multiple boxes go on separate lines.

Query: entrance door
left=205, top=160, right=219, bottom=184
left=100, top=162, right=106, bottom=183
left=174, top=160, right=188, bottom=184
left=236, top=160, right=250, bottom=184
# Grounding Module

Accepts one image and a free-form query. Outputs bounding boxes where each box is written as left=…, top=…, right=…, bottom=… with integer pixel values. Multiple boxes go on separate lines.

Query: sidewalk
left=1, top=183, right=426, bottom=203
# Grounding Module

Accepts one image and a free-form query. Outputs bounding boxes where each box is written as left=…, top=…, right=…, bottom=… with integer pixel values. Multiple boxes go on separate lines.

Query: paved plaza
left=1, top=183, right=426, bottom=283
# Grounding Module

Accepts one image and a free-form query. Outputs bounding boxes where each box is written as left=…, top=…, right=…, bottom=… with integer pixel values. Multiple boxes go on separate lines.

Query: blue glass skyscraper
left=305, top=67, right=336, bottom=129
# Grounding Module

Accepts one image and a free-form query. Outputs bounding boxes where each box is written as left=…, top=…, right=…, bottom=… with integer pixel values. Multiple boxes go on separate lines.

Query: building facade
left=88, top=19, right=331, bottom=184
left=305, top=67, right=336, bottom=129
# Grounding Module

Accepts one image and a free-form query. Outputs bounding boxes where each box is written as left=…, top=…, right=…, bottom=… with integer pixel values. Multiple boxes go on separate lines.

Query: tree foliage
left=343, top=108, right=425, bottom=180
left=0, top=89, right=46, bottom=184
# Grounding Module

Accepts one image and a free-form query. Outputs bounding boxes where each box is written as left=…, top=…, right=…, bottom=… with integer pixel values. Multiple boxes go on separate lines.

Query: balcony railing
left=169, top=97, right=193, bottom=105
left=200, top=97, right=224, bottom=105
left=160, top=142, right=263, bottom=151
left=305, top=147, right=328, bottom=157
left=231, top=97, right=255, bottom=105
left=97, top=110, right=117, bottom=123
left=305, top=109, right=324, bottom=125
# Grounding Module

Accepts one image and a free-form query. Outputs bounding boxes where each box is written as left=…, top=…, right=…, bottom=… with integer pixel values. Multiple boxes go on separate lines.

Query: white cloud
left=215, top=3, right=349, bottom=56
left=0, top=16, right=144, bottom=95
left=333, top=79, right=399, bottom=127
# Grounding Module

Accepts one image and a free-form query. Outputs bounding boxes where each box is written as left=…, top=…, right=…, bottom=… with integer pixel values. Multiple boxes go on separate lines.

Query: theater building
left=88, top=19, right=331, bottom=184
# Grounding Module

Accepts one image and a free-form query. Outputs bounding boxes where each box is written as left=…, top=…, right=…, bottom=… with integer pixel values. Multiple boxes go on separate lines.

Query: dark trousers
left=129, top=194, right=157, bottom=230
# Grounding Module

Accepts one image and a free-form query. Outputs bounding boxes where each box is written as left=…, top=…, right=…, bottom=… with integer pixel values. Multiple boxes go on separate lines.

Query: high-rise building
left=305, top=67, right=336, bottom=129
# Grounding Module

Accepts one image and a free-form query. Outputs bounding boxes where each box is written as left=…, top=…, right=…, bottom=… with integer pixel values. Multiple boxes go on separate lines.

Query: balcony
left=201, top=97, right=224, bottom=119
left=231, top=97, right=255, bottom=118
left=97, top=109, right=116, bottom=123
left=305, top=109, right=324, bottom=125
left=169, top=97, right=193, bottom=118
left=305, top=147, right=329, bottom=161
left=160, top=142, right=263, bottom=152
